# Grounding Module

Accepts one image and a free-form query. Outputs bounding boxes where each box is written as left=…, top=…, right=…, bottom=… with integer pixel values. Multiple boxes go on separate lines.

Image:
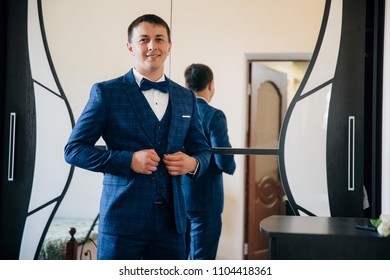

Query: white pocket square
left=182, top=115, right=191, bottom=118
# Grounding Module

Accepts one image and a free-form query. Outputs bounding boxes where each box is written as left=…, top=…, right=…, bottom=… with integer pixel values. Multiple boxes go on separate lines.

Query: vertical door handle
left=348, top=116, right=355, bottom=191
left=8, top=112, right=16, bottom=181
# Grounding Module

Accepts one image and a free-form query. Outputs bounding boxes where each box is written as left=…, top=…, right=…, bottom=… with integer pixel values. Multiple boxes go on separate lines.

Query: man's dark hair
left=127, top=14, right=171, bottom=43
left=184, top=64, right=214, bottom=92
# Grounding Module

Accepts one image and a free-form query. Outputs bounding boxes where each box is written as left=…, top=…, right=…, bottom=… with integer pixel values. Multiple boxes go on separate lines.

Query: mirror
left=26, top=0, right=324, bottom=259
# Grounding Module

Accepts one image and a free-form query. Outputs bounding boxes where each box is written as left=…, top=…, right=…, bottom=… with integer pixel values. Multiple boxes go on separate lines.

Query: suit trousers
left=97, top=201, right=186, bottom=260
left=186, top=211, right=222, bottom=260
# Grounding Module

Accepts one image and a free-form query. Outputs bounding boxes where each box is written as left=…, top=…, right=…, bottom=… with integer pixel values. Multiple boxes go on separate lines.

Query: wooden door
left=246, top=63, right=287, bottom=259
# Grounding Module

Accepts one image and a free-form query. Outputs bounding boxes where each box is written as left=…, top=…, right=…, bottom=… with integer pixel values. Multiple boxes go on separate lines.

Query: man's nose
left=148, top=40, right=156, bottom=50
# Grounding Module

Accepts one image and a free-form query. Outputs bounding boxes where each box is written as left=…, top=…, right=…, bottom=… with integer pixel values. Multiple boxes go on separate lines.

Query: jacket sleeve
left=209, top=110, right=236, bottom=175
left=64, top=83, right=133, bottom=177
left=183, top=93, right=211, bottom=179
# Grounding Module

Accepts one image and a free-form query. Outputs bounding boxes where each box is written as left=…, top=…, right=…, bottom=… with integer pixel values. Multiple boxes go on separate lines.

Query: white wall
left=42, top=0, right=325, bottom=259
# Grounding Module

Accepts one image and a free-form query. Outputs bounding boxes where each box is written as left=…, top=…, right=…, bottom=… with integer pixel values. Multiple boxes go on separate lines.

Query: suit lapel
left=167, top=86, right=180, bottom=152
left=122, top=70, right=156, bottom=147
left=167, top=80, right=194, bottom=153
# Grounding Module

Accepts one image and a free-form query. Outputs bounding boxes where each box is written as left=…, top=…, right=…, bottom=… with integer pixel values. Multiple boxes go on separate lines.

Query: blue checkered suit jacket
left=64, top=69, right=211, bottom=235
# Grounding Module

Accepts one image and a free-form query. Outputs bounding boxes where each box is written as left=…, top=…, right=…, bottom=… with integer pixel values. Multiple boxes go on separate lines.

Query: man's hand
left=131, top=149, right=160, bottom=174
left=163, top=152, right=198, bottom=176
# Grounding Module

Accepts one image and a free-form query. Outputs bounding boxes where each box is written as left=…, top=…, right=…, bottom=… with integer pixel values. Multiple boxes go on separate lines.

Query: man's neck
left=134, top=67, right=164, bottom=82
left=196, top=91, right=210, bottom=102
left=134, top=67, right=165, bottom=82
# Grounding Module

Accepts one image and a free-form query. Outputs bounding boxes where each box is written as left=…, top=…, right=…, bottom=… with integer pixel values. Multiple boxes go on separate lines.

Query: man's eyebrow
left=137, top=34, right=167, bottom=40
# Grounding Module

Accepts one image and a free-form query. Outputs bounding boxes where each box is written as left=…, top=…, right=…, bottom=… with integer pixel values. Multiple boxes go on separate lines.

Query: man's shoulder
left=100, top=76, right=123, bottom=86
left=197, top=99, right=219, bottom=114
left=168, top=79, right=191, bottom=93
left=202, top=104, right=228, bottom=126
left=93, top=71, right=132, bottom=90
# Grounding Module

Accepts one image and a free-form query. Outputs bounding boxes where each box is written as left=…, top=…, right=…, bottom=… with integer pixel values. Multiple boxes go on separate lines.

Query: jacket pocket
left=103, top=174, right=129, bottom=186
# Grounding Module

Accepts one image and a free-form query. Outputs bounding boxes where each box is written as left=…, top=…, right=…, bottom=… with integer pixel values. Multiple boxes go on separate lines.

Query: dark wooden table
left=260, top=215, right=390, bottom=259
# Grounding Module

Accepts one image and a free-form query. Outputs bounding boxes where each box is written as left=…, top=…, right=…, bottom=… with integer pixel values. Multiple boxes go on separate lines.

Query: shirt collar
left=133, top=68, right=166, bottom=87
left=196, top=96, right=209, bottom=103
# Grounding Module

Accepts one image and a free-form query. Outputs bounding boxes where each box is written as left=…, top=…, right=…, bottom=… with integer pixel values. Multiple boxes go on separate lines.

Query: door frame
left=243, top=53, right=311, bottom=259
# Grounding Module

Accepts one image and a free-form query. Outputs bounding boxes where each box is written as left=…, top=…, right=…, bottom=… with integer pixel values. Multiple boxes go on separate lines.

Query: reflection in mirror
left=215, top=59, right=310, bottom=154
left=259, top=61, right=309, bottom=108
left=249, top=59, right=310, bottom=150
left=245, top=58, right=309, bottom=259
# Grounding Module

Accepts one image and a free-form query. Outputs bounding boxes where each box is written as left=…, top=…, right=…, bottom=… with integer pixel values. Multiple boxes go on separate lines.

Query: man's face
left=127, top=22, right=171, bottom=77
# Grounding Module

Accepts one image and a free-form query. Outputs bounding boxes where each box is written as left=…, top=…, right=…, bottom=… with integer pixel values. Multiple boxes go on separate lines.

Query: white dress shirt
left=133, top=68, right=169, bottom=121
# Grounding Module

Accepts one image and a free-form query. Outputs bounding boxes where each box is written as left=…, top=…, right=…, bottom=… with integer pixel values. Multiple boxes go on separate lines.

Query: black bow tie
left=139, top=78, right=169, bottom=93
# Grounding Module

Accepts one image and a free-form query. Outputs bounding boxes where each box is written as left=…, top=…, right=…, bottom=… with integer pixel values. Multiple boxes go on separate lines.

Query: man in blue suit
left=64, top=15, right=210, bottom=260
left=183, top=64, right=236, bottom=259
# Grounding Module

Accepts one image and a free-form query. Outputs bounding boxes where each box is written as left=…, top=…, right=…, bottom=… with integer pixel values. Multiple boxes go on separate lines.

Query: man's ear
left=126, top=42, right=134, bottom=55
left=208, top=80, right=214, bottom=90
